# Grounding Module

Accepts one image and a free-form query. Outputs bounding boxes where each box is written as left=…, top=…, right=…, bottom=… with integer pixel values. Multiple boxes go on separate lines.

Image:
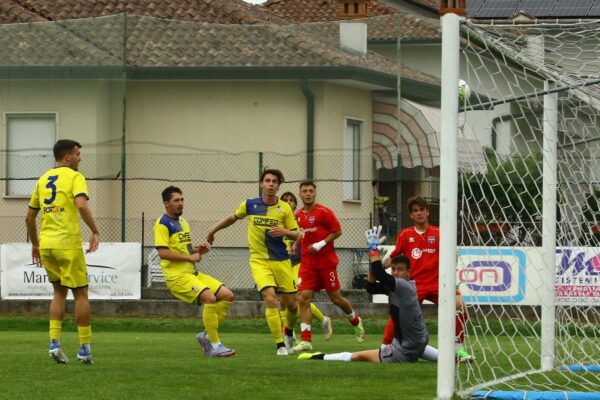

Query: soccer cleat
left=210, top=344, right=235, bottom=357
left=322, top=316, right=333, bottom=341
left=196, top=331, right=211, bottom=356
left=297, top=352, right=325, bottom=360
left=283, top=333, right=295, bottom=354
left=293, top=340, right=313, bottom=352
left=76, top=344, right=93, bottom=364
left=49, top=342, right=69, bottom=364
left=455, top=348, right=475, bottom=363
left=354, top=317, right=366, bottom=342
left=276, top=346, right=289, bottom=356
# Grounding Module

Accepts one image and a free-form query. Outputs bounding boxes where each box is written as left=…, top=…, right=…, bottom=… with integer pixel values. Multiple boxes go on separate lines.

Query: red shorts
left=416, top=286, right=461, bottom=304
left=298, top=265, right=341, bottom=292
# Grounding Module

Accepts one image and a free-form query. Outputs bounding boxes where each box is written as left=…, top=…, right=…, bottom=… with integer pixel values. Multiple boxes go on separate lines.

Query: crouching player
left=299, top=226, right=437, bottom=363
left=154, top=186, right=235, bottom=357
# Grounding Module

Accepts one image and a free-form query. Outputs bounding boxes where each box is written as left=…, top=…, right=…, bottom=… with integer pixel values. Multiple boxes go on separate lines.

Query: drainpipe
left=301, top=80, right=314, bottom=180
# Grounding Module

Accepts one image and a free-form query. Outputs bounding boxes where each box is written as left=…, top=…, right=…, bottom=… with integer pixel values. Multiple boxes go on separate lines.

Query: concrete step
left=0, top=299, right=392, bottom=318
left=142, top=286, right=371, bottom=303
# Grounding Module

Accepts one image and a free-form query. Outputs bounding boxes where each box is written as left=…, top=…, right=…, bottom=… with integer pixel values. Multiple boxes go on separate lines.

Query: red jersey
left=295, top=204, right=341, bottom=269
left=389, top=224, right=439, bottom=288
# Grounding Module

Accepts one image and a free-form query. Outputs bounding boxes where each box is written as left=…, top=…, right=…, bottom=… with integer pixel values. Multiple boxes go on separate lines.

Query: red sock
left=300, top=330, right=312, bottom=342
left=382, top=317, right=394, bottom=345
left=348, top=313, right=360, bottom=326
left=456, top=310, right=468, bottom=344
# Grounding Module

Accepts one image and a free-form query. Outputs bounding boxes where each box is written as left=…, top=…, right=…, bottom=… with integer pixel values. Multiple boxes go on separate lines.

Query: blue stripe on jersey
left=159, top=214, right=183, bottom=236
left=246, top=198, right=268, bottom=215
left=265, top=231, right=289, bottom=260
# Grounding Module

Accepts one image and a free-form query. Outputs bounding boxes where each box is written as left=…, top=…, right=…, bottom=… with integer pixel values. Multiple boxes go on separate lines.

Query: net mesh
left=456, top=20, right=600, bottom=396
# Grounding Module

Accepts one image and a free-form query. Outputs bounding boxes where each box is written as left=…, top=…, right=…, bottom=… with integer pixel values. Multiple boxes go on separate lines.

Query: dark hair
left=280, top=191, right=297, bottom=203
left=162, top=186, right=182, bottom=202
left=53, top=139, right=82, bottom=161
left=407, top=196, right=429, bottom=212
left=390, top=254, right=410, bottom=269
left=260, top=168, right=284, bottom=184
left=299, top=181, right=316, bottom=190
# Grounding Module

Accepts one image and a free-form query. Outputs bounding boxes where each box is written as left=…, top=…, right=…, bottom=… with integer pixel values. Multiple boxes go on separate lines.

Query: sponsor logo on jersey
left=43, top=206, right=65, bottom=214
left=411, top=248, right=422, bottom=259
left=409, top=237, right=415, bottom=243
left=253, top=216, right=279, bottom=227
left=309, top=216, right=315, bottom=224
left=428, top=236, right=436, bottom=243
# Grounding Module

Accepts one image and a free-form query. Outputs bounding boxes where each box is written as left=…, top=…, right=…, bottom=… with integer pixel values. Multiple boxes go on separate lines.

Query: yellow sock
left=49, top=320, right=62, bottom=341
left=311, top=303, right=325, bottom=322
left=77, top=325, right=92, bottom=345
left=285, top=307, right=298, bottom=332
left=266, top=307, right=283, bottom=343
left=216, top=300, right=233, bottom=325
left=203, top=303, right=220, bottom=344
left=280, top=309, right=287, bottom=325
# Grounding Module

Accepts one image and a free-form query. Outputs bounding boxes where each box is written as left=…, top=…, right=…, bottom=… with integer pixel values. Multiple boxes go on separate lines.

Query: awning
left=372, top=94, right=487, bottom=174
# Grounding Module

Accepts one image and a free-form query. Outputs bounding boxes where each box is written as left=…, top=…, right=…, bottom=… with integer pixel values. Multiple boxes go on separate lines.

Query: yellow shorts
left=292, top=263, right=300, bottom=281
left=250, top=259, right=297, bottom=294
left=40, top=248, right=88, bottom=289
left=166, top=271, right=223, bottom=305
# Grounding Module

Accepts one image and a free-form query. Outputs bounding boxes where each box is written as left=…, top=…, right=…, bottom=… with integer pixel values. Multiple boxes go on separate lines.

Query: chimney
left=337, top=0, right=367, bottom=20
left=340, top=22, right=367, bottom=57
left=439, top=0, right=466, bottom=17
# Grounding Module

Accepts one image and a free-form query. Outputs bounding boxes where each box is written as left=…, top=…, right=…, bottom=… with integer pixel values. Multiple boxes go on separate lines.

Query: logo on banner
left=555, top=248, right=600, bottom=305
left=457, top=248, right=526, bottom=304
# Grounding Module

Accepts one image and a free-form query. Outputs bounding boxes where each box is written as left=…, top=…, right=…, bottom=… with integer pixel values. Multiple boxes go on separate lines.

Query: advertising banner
left=1, top=243, right=141, bottom=299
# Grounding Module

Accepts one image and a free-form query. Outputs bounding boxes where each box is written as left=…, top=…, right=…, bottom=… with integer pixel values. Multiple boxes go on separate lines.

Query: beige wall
left=0, top=79, right=374, bottom=246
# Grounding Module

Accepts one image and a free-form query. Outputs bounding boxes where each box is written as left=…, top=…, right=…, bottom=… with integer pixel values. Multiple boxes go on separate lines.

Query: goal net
left=454, top=19, right=600, bottom=397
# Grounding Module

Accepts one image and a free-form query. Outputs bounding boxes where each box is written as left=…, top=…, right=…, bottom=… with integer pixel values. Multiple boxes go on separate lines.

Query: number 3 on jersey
left=44, top=175, right=59, bottom=204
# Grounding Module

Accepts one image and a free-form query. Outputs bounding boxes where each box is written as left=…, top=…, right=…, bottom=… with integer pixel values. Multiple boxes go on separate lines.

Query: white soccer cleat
left=277, top=347, right=289, bottom=356
left=354, top=317, right=366, bottom=342
left=283, top=333, right=295, bottom=354
left=76, top=344, right=93, bottom=364
left=322, top=316, right=333, bottom=341
left=49, top=344, right=69, bottom=364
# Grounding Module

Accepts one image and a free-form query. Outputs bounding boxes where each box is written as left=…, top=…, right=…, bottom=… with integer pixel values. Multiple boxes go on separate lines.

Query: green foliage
left=460, top=148, right=543, bottom=223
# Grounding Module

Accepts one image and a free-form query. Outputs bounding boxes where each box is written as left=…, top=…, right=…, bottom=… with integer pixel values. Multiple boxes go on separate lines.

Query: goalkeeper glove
left=365, top=225, right=386, bottom=251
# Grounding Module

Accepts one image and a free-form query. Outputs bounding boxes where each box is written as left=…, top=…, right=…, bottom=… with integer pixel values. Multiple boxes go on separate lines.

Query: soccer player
left=292, top=181, right=364, bottom=352
left=154, top=186, right=235, bottom=357
left=383, top=196, right=473, bottom=362
left=207, top=169, right=299, bottom=356
left=299, top=226, right=437, bottom=363
left=280, top=191, right=332, bottom=341
left=25, top=139, right=100, bottom=364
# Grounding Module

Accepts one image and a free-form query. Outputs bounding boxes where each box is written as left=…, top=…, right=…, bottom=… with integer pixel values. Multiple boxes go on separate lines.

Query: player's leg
left=41, top=250, right=70, bottom=363
left=298, top=349, right=380, bottom=362
left=454, top=292, right=473, bottom=362
left=294, top=289, right=314, bottom=351
left=198, top=273, right=235, bottom=357
left=272, top=260, right=299, bottom=353
left=322, top=267, right=365, bottom=342
left=381, top=318, right=394, bottom=347
left=62, top=249, right=93, bottom=364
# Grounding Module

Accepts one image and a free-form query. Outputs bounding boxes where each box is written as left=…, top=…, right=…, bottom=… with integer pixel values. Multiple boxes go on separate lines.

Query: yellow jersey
left=235, top=197, right=298, bottom=260
left=153, top=214, right=195, bottom=280
left=28, top=167, right=88, bottom=249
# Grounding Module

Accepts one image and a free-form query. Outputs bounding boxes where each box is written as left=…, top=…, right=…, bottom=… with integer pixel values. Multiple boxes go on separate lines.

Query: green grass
left=0, top=316, right=439, bottom=400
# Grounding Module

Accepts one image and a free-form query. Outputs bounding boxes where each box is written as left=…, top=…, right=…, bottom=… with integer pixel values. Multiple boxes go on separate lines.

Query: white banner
left=378, top=245, right=600, bottom=305
left=0, top=243, right=141, bottom=300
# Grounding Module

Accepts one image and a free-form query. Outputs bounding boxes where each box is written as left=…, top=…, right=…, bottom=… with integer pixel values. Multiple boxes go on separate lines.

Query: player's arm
left=25, top=207, right=41, bottom=266
left=75, top=195, right=100, bottom=254
left=206, top=214, right=238, bottom=244
left=268, top=226, right=299, bottom=240
left=366, top=226, right=396, bottom=291
left=307, top=230, right=341, bottom=254
left=157, top=247, right=200, bottom=263
left=192, top=242, right=211, bottom=255
left=384, top=233, right=404, bottom=268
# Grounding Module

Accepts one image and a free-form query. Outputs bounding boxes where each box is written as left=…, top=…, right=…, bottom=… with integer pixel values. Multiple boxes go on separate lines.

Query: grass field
left=0, top=316, right=440, bottom=400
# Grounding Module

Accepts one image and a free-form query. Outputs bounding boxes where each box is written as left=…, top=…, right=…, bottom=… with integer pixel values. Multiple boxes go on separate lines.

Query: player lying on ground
left=299, top=226, right=438, bottom=363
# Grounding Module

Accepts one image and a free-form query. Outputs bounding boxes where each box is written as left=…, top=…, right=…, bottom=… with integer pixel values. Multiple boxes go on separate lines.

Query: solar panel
left=553, top=0, right=594, bottom=16
left=588, top=0, right=600, bottom=16
left=466, top=0, right=486, bottom=17
left=475, top=0, right=521, bottom=18
left=519, top=0, right=558, bottom=16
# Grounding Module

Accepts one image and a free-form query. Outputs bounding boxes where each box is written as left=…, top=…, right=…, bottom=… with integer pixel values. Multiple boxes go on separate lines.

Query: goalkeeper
left=299, top=226, right=437, bottom=363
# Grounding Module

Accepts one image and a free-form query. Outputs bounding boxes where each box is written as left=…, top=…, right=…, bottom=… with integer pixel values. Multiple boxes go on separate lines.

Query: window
left=343, top=118, right=362, bottom=201
left=5, top=113, right=56, bottom=197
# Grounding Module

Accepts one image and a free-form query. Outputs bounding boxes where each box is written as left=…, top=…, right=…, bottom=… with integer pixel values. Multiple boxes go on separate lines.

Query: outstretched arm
left=365, top=226, right=395, bottom=291
left=206, top=214, right=238, bottom=244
